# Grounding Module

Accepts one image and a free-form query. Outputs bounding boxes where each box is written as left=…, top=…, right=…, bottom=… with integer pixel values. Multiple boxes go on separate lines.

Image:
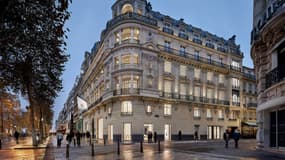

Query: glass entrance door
left=124, top=123, right=131, bottom=141
left=144, top=124, right=153, bottom=141
left=164, top=124, right=171, bottom=141
left=98, top=118, right=103, bottom=139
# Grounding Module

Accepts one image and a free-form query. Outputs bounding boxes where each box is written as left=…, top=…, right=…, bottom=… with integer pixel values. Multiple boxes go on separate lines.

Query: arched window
left=121, top=4, right=133, bottom=14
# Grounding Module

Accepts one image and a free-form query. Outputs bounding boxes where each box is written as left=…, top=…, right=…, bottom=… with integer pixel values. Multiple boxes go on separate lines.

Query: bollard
left=91, top=142, right=95, bottom=157
left=117, top=140, right=120, bottom=155
left=104, top=138, right=106, bottom=146
left=66, top=144, right=69, bottom=158
left=140, top=141, right=143, bottom=153
left=158, top=140, right=161, bottom=153
left=0, top=139, right=2, bottom=150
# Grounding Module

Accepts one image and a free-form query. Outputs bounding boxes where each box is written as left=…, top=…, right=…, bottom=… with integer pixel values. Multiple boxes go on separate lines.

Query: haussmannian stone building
left=58, top=0, right=257, bottom=142
left=251, top=0, right=285, bottom=149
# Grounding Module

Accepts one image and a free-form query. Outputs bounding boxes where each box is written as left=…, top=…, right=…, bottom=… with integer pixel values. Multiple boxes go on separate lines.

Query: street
left=42, top=136, right=285, bottom=160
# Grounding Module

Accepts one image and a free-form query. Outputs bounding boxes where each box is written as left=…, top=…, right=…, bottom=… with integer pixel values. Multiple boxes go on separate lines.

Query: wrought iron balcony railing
left=265, top=66, right=285, bottom=89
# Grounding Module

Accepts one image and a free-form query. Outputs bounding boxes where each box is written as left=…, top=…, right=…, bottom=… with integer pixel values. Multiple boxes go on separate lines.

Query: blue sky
left=51, top=0, right=254, bottom=128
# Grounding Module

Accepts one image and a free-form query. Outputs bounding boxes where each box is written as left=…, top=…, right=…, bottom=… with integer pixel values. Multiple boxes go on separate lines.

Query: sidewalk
left=0, top=136, right=49, bottom=150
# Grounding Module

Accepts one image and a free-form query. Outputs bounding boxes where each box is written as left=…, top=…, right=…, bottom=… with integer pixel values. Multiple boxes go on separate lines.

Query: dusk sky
left=50, top=0, right=253, bottom=128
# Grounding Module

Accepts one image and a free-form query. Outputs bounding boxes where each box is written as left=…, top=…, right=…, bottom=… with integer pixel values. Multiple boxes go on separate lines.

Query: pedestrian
left=86, top=131, right=91, bottom=145
left=76, top=131, right=81, bottom=147
left=194, top=131, right=198, bottom=142
left=66, top=133, right=71, bottom=144
left=233, top=129, right=240, bottom=148
left=178, top=130, right=182, bottom=141
left=14, top=130, right=19, bottom=144
left=223, top=129, right=230, bottom=148
left=154, top=131, right=157, bottom=143
left=57, top=132, right=63, bottom=147
left=150, top=131, right=153, bottom=143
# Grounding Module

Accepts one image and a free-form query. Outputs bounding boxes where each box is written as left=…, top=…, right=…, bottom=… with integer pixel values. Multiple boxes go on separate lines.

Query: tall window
left=122, top=28, right=132, bottom=41
left=122, top=55, right=131, bottom=64
left=180, top=83, right=186, bottom=95
left=133, top=54, right=139, bottom=64
left=218, top=110, right=223, bottom=119
left=146, top=105, right=152, bottom=113
left=207, top=72, right=213, bottom=82
left=133, top=28, right=140, bottom=41
left=218, top=90, right=225, bottom=100
left=194, top=86, right=201, bottom=97
left=207, top=88, right=214, bottom=99
left=194, top=68, right=200, bottom=79
left=115, top=32, right=120, bottom=43
left=232, top=94, right=239, bottom=103
left=121, top=101, right=132, bottom=114
left=218, top=74, right=224, bottom=84
left=164, top=80, right=172, bottom=93
left=164, top=61, right=172, bottom=72
left=207, top=54, right=212, bottom=63
left=194, top=107, right=200, bottom=117
left=232, top=78, right=240, bottom=88
left=206, top=109, right=212, bottom=118
left=164, top=104, right=172, bottom=116
left=180, top=65, right=186, bottom=76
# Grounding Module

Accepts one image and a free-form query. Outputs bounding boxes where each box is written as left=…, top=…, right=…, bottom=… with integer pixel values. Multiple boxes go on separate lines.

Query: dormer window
left=121, top=4, right=133, bottom=14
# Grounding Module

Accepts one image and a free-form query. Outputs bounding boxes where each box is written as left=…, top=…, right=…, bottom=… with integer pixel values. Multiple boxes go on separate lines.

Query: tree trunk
left=27, top=83, right=37, bottom=146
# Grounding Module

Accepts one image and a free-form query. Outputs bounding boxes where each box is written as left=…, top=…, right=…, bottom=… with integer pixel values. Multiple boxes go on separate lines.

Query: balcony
left=121, top=112, right=133, bottom=116
left=232, top=102, right=240, bottom=106
left=243, top=72, right=256, bottom=80
left=113, top=88, right=140, bottom=96
left=232, top=85, right=240, bottom=90
left=205, top=43, right=215, bottom=49
left=217, top=47, right=227, bottom=53
left=178, top=33, right=189, bottom=40
left=102, top=12, right=157, bottom=38
left=193, top=38, right=203, bottom=45
left=162, top=27, right=174, bottom=35
left=217, top=100, right=230, bottom=105
left=265, top=66, right=285, bottom=89
left=157, top=45, right=230, bottom=70
left=230, top=65, right=241, bottom=72
left=247, top=103, right=257, bottom=108
left=113, top=64, right=140, bottom=72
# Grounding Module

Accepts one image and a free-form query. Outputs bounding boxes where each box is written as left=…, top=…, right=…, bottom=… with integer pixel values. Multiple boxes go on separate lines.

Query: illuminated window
left=115, top=32, right=120, bottom=43
left=133, top=28, right=140, bottom=40
left=232, top=78, right=240, bottom=87
left=122, top=55, right=131, bottom=64
left=207, top=72, right=213, bottom=81
left=194, top=107, right=200, bottom=117
left=147, top=105, right=151, bottom=113
left=164, top=104, right=172, bottom=116
left=121, top=4, right=133, bottom=14
left=122, top=28, right=132, bottom=41
left=121, top=101, right=132, bottom=113
left=133, top=54, right=139, bottom=64
left=137, top=9, right=142, bottom=15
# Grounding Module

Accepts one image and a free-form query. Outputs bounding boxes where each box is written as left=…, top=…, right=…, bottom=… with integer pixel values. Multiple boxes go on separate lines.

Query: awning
left=242, top=121, right=257, bottom=127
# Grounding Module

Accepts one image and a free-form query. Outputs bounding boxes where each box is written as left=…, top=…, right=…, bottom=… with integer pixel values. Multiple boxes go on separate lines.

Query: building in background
left=251, top=0, right=285, bottom=149
left=58, top=0, right=257, bottom=142
left=0, top=92, right=21, bottom=136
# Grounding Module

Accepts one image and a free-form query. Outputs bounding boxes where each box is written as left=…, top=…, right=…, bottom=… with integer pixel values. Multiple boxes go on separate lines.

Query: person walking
left=233, top=129, right=241, bottom=148
left=223, top=129, right=230, bottom=148
left=14, top=131, right=19, bottom=144
left=86, top=131, right=91, bottom=145
left=154, top=131, right=157, bottom=143
left=76, top=131, right=81, bottom=147
left=57, top=132, right=63, bottom=148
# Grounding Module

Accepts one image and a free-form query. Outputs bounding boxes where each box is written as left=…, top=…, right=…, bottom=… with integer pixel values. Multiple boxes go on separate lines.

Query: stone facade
left=251, top=0, right=285, bottom=149
left=58, top=0, right=257, bottom=142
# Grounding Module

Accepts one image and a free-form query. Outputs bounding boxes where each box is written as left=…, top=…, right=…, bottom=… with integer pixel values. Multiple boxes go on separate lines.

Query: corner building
left=251, top=0, right=285, bottom=149
left=70, top=0, right=257, bottom=142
